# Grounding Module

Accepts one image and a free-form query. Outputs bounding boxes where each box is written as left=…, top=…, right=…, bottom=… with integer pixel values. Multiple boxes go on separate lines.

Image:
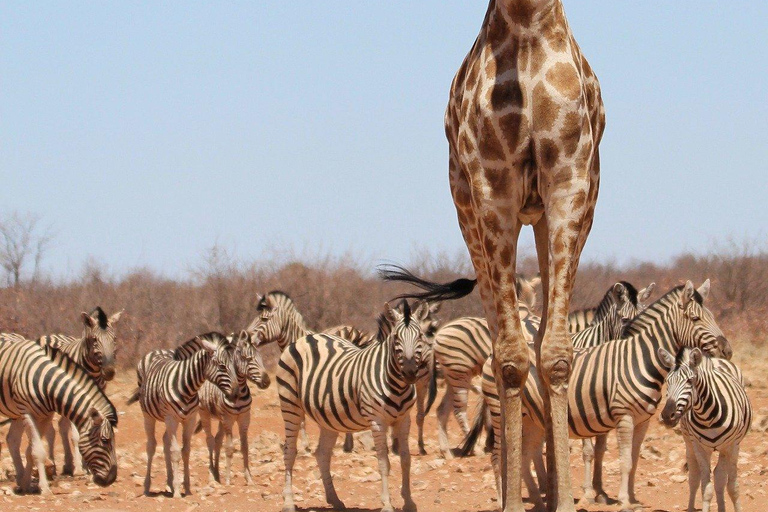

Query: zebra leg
left=200, top=410, right=218, bottom=484
left=300, top=421, right=311, bottom=453
left=724, top=443, right=741, bottom=512
left=24, top=414, right=51, bottom=495
left=315, top=428, right=345, bottom=510
left=143, top=413, right=157, bottom=496
left=520, top=418, right=545, bottom=512
left=577, top=438, right=596, bottom=506
left=238, top=412, right=254, bottom=485
left=627, top=419, right=651, bottom=504
left=163, top=416, right=182, bottom=498
left=6, top=419, right=26, bottom=491
left=44, top=420, right=57, bottom=477
left=713, top=447, right=728, bottom=512
left=60, top=416, right=83, bottom=476
left=452, top=386, right=471, bottom=436
left=213, top=420, right=225, bottom=484
left=616, top=415, right=636, bottom=508
left=281, top=411, right=303, bottom=512
left=343, top=433, right=354, bottom=453
left=391, top=424, right=399, bottom=455
left=394, top=414, right=417, bottom=512
left=372, top=421, right=394, bottom=512
left=591, top=434, right=609, bottom=503
left=221, top=414, right=235, bottom=485
left=684, top=437, right=700, bottom=512
left=693, top=444, right=714, bottom=512
left=415, top=378, right=427, bottom=455
left=436, top=383, right=454, bottom=459
left=181, top=416, right=195, bottom=496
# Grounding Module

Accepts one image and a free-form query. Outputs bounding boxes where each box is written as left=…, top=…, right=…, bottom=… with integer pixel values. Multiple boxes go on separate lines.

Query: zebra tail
left=377, top=264, right=477, bottom=302
left=126, top=387, right=140, bottom=405
left=457, top=398, right=487, bottom=457
left=424, top=353, right=438, bottom=415
left=194, top=420, right=203, bottom=434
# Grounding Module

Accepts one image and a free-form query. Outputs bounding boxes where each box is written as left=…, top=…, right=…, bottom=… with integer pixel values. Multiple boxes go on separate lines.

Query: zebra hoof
left=282, top=505, right=297, bottom=512
left=402, top=499, right=417, bottom=512
left=329, top=498, right=346, bottom=510
left=418, top=447, right=427, bottom=456
left=595, top=493, right=609, bottom=504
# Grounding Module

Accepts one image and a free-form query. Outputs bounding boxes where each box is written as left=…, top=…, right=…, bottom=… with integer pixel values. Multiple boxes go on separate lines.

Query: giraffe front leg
left=316, top=428, right=344, bottom=510
left=372, top=421, right=394, bottom=512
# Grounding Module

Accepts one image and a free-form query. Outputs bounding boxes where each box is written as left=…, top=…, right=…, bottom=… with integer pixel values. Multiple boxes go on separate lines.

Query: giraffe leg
left=6, top=419, right=26, bottom=491
left=395, top=414, right=417, bottom=512
left=436, top=381, right=454, bottom=459
left=143, top=413, right=156, bottom=496
left=315, top=428, right=344, bottom=510
left=628, top=419, right=651, bottom=505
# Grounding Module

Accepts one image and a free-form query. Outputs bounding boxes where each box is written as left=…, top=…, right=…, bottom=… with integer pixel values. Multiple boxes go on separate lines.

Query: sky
left=2, top=2, right=767, bottom=279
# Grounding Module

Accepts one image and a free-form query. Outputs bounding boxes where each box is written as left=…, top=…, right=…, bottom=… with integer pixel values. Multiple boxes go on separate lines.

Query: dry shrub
left=0, top=239, right=765, bottom=370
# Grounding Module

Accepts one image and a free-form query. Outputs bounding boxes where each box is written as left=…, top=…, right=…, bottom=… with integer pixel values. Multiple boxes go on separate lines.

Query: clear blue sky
left=2, top=2, right=767, bottom=278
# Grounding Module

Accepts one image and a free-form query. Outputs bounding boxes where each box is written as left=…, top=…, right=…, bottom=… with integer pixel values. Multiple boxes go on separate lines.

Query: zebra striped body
left=476, top=282, right=730, bottom=509
left=198, top=331, right=270, bottom=485
left=34, top=307, right=123, bottom=476
left=0, top=335, right=118, bottom=494
left=132, top=332, right=239, bottom=498
left=278, top=301, right=432, bottom=512
left=660, top=347, right=751, bottom=512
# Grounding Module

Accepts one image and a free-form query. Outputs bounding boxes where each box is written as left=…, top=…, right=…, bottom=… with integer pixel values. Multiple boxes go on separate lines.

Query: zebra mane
left=618, top=281, right=639, bottom=305
left=42, top=345, right=118, bottom=427
left=258, top=290, right=292, bottom=309
left=173, top=331, right=229, bottom=360
left=622, top=285, right=693, bottom=336
left=89, top=306, right=109, bottom=329
left=402, top=299, right=412, bottom=327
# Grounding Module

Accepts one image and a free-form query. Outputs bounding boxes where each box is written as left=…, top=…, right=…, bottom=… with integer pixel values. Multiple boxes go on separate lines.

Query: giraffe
left=445, top=1, right=604, bottom=511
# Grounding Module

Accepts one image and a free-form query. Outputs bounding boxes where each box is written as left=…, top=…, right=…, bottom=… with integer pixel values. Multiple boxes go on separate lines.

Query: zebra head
left=658, top=346, right=702, bottom=427
left=606, top=281, right=653, bottom=338
left=674, top=280, right=732, bottom=359
left=249, top=291, right=304, bottom=347
left=78, top=407, right=118, bottom=487
left=382, top=300, right=432, bottom=385
left=201, top=334, right=240, bottom=401
left=81, top=307, right=123, bottom=382
left=234, top=330, right=270, bottom=390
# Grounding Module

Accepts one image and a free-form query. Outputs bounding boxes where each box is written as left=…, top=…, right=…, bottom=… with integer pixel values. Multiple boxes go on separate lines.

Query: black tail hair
left=378, top=264, right=477, bottom=302
left=126, top=387, right=140, bottom=406
left=194, top=420, right=203, bottom=434
left=424, top=352, right=439, bottom=416
left=457, top=398, right=487, bottom=457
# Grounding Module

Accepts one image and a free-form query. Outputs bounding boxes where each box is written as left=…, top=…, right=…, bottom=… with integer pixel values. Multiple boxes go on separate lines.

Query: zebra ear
left=200, top=338, right=218, bottom=353
left=109, top=310, right=124, bottom=325
left=679, top=281, right=695, bottom=310
left=384, top=302, right=402, bottom=323
left=236, top=330, right=250, bottom=347
left=81, top=312, right=97, bottom=328
left=689, top=348, right=703, bottom=369
left=529, top=274, right=542, bottom=289
left=638, top=283, right=656, bottom=305
left=657, top=347, right=675, bottom=370
left=413, top=300, right=431, bottom=322
left=89, top=407, right=104, bottom=427
left=696, top=279, right=711, bottom=301
left=612, top=282, right=628, bottom=302
left=429, top=302, right=441, bottom=316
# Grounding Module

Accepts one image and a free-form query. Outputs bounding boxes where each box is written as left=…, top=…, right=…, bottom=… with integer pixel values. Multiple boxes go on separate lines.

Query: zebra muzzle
left=660, top=401, right=680, bottom=427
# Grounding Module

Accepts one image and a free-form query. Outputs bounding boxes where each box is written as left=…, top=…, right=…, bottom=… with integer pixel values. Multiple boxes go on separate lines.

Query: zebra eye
left=690, top=314, right=700, bottom=321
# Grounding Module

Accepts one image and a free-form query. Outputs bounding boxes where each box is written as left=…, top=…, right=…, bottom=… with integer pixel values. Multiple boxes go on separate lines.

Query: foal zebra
left=197, top=330, right=271, bottom=485
left=659, top=347, right=751, bottom=512
left=37, top=307, right=123, bottom=476
left=0, top=335, right=118, bottom=494
left=128, top=332, right=239, bottom=498
left=278, top=300, right=432, bottom=512
left=567, top=281, right=654, bottom=332
left=473, top=281, right=731, bottom=510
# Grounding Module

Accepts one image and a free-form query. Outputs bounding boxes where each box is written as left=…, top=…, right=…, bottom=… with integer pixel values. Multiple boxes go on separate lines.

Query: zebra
left=658, top=347, right=751, bottom=512
left=197, top=330, right=271, bottom=486
left=277, top=300, right=433, bottom=512
left=567, top=281, right=654, bottom=332
left=467, top=281, right=732, bottom=510
left=36, top=306, right=123, bottom=476
left=0, top=335, right=118, bottom=494
left=327, top=303, right=441, bottom=456
left=127, top=332, right=239, bottom=498
left=435, top=279, right=652, bottom=459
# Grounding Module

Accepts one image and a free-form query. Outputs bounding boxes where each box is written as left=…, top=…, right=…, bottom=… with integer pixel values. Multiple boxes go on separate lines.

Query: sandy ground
left=1, top=363, right=767, bottom=512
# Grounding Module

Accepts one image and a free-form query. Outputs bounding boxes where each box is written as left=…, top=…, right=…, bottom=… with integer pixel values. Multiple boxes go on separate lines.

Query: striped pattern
left=475, top=282, right=731, bottom=509
left=248, top=291, right=312, bottom=351
left=277, top=301, right=432, bottom=512
left=0, top=335, right=118, bottom=494
left=198, top=331, right=271, bottom=485
left=659, top=347, right=751, bottom=512
left=34, top=307, right=123, bottom=476
left=131, top=332, right=239, bottom=498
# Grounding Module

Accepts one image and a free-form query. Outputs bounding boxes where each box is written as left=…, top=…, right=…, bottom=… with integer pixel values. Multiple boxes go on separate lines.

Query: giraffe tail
left=377, top=264, right=477, bottom=302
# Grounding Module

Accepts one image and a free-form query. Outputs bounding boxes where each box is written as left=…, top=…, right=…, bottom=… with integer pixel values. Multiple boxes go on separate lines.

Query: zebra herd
left=0, top=274, right=753, bottom=512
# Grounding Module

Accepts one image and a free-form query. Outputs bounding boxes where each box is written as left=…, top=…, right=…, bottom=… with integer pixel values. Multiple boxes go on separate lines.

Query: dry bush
left=1, top=239, right=765, bottom=371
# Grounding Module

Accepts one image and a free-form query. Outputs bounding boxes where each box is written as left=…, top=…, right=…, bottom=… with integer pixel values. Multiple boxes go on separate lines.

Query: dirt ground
left=1, top=356, right=767, bottom=512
